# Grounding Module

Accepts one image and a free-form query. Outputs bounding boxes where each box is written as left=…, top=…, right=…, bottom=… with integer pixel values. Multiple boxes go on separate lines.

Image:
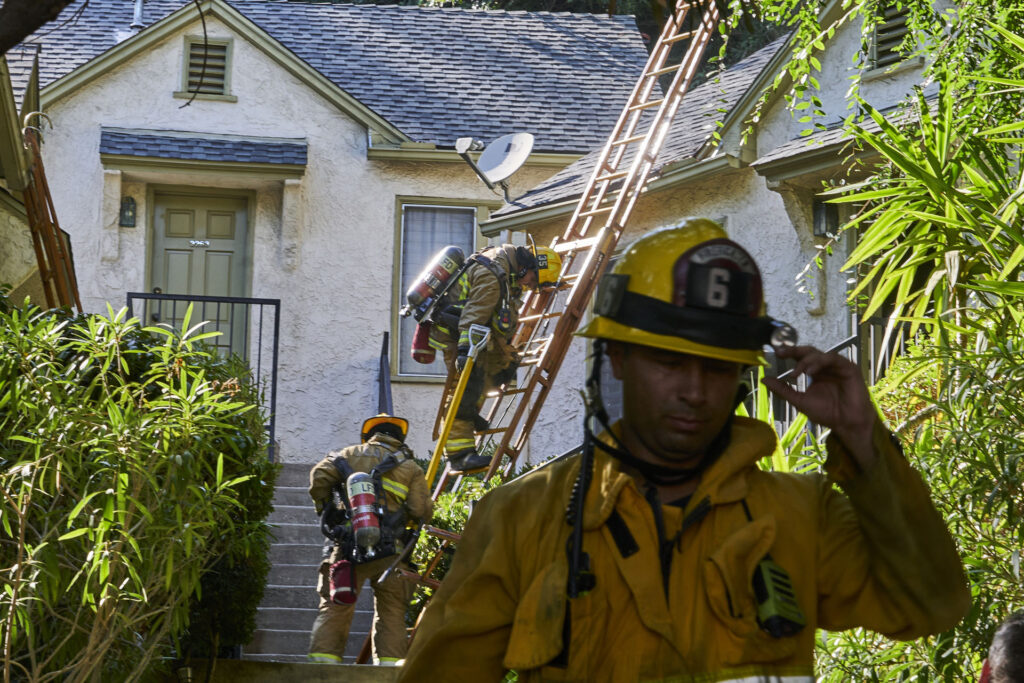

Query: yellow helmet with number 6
left=576, top=218, right=795, bottom=366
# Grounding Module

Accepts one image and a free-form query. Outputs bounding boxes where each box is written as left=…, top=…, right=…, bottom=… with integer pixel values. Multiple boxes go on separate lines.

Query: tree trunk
left=0, top=0, right=76, bottom=56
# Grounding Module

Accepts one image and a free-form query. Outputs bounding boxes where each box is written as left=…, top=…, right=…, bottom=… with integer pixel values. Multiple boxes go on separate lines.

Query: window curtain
left=398, top=205, right=476, bottom=376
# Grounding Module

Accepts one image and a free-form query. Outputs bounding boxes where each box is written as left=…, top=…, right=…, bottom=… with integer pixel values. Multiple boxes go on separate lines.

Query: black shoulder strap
left=331, top=456, right=354, bottom=480
left=370, top=453, right=401, bottom=479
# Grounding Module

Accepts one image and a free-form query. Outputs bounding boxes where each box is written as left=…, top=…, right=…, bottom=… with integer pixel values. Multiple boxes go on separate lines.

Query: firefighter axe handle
left=425, top=326, right=492, bottom=487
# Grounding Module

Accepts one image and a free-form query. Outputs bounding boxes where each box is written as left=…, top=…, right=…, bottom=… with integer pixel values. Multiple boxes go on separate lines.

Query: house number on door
left=190, top=240, right=211, bottom=247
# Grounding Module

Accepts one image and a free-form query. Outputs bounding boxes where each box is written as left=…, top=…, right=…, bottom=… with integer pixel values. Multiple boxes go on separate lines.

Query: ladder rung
left=610, top=133, right=645, bottom=147
left=579, top=205, right=613, bottom=218
left=628, top=98, right=664, bottom=112
left=398, top=569, right=440, bottom=589
left=647, top=63, right=681, bottom=78
left=488, top=386, right=528, bottom=396
left=476, top=427, right=508, bottom=435
left=554, top=236, right=599, bottom=253
left=663, top=29, right=697, bottom=45
left=596, top=169, right=629, bottom=182
left=424, top=526, right=461, bottom=542
left=519, top=310, right=563, bottom=323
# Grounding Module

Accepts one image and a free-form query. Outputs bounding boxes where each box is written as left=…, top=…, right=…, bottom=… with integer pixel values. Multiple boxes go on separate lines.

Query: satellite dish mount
left=455, top=133, right=534, bottom=203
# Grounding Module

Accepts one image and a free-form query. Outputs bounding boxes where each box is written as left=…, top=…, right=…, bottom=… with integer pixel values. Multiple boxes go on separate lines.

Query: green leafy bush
left=0, top=301, right=277, bottom=682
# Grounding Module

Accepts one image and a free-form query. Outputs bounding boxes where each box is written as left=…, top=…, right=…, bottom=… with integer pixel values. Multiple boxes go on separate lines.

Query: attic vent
left=174, top=37, right=235, bottom=102
left=187, top=39, right=228, bottom=94
left=871, top=4, right=910, bottom=69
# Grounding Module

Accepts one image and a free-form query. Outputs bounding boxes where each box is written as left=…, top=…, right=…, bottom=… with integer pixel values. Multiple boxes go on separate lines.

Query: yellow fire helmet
left=361, top=413, right=409, bottom=443
left=534, top=245, right=562, bottom=287
left=577, top=218, right=796, bottom=366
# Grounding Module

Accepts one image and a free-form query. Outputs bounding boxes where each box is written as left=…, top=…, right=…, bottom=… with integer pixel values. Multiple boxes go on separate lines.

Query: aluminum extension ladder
left=427, top=0, right=723, bottom=496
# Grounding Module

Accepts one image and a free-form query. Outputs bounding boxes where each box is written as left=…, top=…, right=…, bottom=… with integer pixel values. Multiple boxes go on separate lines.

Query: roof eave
left=367, top=145, right=581, bottom=167
left=39, top=0, right=408, bottom=145
left=753, top=142, right=878, bottom=184
left=481, top=154, right=739, bottom=237
left=100, top=153, right=306, bottom=178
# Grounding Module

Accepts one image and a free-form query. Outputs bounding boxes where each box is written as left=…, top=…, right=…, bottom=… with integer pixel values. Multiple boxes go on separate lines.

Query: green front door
left=149, top=192, right=250, bottom=356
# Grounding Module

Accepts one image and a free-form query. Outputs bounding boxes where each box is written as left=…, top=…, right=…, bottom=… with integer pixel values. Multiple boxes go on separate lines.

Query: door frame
left=145, top=184, right=257, bottom=299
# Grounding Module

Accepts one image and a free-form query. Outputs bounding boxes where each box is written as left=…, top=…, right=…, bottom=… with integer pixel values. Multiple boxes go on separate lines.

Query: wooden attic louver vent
left=187, top=40, right=228, bottom=95
left=872, top=4, right=910, bottom=69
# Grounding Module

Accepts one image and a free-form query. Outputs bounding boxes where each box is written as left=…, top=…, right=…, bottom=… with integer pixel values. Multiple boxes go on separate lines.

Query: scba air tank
left=406, top=246, right=465, bottom=313
left=346, top=472, right=381, bottom=555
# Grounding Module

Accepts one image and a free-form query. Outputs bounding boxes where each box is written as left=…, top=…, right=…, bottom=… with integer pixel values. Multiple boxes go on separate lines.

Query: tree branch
left=0, top=0, right=77, bottom=56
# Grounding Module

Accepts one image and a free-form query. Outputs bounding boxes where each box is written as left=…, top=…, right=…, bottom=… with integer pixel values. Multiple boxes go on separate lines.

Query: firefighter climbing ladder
left=427, top=0, right=723, bottom=495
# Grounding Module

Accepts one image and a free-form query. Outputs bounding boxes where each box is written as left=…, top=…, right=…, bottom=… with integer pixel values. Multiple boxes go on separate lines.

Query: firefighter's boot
left=449, top=448, right=491, bottom=473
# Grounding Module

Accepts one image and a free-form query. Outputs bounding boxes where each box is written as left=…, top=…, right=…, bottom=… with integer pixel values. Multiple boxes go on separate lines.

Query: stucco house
left=9, top=0, right=654, bottom=464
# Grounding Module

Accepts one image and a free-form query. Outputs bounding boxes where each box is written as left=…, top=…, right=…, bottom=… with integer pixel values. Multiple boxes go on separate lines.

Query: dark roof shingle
left=10, top=0, right=651, bottom=153
left=100, top=128, right=307, bottom=164
left=492, top=35, right=789, bottom=217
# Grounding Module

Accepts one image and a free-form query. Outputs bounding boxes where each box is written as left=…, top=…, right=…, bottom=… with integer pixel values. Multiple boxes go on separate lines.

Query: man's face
left=519, top=269, right=539, bottom=290
left=607, top=342, right=743, bottom=467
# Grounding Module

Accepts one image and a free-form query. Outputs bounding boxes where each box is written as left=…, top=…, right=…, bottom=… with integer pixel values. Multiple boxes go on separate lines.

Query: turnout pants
left=308, top=553, right=414, bottom=663
left=441, top=344, right=513, bottom=456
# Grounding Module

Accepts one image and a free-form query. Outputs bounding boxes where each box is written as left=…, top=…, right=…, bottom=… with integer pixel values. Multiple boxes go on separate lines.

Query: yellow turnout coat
left=399, top=417, right=968, bottom=682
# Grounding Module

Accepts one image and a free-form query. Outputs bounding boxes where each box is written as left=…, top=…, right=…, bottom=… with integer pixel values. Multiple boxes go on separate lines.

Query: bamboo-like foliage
left=0, top=303, right=273, bottom=682
left=811, top=16, right=1024, bottom=682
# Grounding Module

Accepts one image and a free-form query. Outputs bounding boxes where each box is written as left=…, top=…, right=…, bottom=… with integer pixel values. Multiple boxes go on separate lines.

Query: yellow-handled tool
left=426, top=324, right=491, bottom=487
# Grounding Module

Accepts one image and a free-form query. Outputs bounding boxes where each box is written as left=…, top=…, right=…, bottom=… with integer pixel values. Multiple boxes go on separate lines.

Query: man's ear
left=605, top=341, right=625, bottom=381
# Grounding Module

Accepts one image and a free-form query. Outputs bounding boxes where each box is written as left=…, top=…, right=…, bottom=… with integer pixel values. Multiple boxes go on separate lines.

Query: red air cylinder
left=411, top=321, right=436, bottom=364
left=406, top=245, right=465, bottom=309
left=346, top=472, right=381, bottom=555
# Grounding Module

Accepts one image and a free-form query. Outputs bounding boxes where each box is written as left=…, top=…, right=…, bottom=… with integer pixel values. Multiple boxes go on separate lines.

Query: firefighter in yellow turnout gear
left=399, top=220, right=969, bottom=681
left=430, top=243, right=561, bottom=472
left=307, top=414, right=432, bottom=664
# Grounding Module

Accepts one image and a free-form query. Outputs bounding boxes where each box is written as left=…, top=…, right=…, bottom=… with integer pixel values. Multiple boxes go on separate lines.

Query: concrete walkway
left=179, top=660, right=401, bottom=682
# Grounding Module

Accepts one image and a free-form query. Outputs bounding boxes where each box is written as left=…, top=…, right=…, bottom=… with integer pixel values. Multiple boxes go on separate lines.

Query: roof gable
left=10, top=0, right=651, bottom=153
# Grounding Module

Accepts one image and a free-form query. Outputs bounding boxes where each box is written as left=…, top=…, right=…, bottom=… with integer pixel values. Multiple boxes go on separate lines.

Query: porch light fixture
left=812, top=199, right=838, bottom=237
left=119, top=196, right=137, bottom=227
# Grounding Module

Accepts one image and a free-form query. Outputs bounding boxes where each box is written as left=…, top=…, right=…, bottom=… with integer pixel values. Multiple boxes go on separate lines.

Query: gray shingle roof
left=491, top=35, right=789, bottom=218
left=100, top=127, right=307, bottom=164
left=9, top=0, right=651, bottom=153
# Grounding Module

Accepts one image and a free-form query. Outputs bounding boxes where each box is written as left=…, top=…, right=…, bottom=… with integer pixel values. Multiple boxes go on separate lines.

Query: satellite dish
left=455, top=133, right=535, bottom=203
left=477, top=133, right=534, bottom=184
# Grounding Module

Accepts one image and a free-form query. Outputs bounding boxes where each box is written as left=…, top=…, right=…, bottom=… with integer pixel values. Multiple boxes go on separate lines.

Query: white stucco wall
left=0, top=201, right=36, bottom=291
left=40, top=15, right=561, bottom=465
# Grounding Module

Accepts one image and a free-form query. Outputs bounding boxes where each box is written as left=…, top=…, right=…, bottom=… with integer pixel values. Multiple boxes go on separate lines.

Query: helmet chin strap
left=583, top=340, right=739, bottom=487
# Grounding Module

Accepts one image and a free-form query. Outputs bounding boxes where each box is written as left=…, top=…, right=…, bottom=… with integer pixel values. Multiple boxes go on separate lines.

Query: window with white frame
left=397, top=204, right=477, bottom=376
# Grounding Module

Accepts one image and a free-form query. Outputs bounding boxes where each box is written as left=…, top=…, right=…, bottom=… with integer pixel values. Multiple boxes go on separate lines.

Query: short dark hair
left=990, top=610, right=1024, bottom=683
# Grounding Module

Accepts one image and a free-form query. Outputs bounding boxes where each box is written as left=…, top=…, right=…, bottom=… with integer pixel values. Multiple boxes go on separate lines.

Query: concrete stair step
left=275, top=463, right=310, bottom=488
left=268, top=504, right=318, bottom=526
left=272, top=486, right=312, bottom=508
left=267, top=563, right=318, bottom=586
left=259, top=585, right=320, bottom=609
left=193, top=658, right=402, bottom=681
left=270, top=522, right=324, bottom=546
left=255, top=606, right=317, bottom=631
left=269, top=544, right=322, bottom=565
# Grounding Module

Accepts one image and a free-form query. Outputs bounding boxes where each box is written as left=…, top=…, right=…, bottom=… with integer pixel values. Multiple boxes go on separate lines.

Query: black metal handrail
left=126, top=292, right=281, bottom=461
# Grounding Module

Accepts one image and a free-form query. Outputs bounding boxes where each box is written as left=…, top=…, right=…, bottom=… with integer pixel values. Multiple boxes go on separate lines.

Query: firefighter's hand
left=762, top=345, right=878, bottom=471
left=455, top=345, right=470, bottom=372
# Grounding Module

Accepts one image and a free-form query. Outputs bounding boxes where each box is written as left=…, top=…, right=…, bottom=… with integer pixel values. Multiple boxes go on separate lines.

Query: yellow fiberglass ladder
left=426, top=0, right=723, bottom=496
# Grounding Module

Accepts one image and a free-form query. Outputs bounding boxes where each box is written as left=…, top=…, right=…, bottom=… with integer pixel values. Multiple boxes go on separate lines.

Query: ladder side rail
left=554, top=3, right=699, bottom=246
left=21, top=185, right=57, bottom=309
